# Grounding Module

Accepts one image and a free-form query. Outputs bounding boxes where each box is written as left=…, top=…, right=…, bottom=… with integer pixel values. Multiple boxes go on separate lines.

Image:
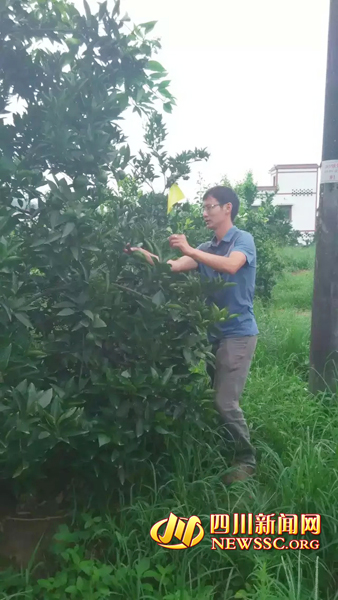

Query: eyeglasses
left=203, top=203, right=220, bottom=213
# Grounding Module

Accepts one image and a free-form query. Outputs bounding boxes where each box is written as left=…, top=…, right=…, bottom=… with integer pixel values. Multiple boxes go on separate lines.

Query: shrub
left=0, top=0, right=224, bottom=499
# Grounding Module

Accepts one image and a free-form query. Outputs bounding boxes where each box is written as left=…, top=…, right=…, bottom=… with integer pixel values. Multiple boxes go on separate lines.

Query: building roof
left=269, top=163, right=319, bottom=173
left=257, top=185, right=277, bottom=192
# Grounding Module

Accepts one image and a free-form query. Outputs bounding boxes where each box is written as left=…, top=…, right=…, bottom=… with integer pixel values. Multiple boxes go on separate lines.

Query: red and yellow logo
left=150, top=512, right=205, bottom=549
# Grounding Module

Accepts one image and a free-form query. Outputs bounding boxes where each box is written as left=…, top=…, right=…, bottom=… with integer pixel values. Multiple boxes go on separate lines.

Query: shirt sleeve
left=196, top=242, right=209, bottom=251
left=231, top=232, right=256, bottom=266
left=195, top=242, right=210, bottom=272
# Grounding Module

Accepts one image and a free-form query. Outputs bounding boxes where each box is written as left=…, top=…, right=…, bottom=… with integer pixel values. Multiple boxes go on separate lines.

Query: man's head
left=202, top=186, right=240, bottom=231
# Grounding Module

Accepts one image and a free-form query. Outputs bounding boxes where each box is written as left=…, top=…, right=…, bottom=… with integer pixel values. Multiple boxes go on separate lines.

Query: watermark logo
left=150, top=512, right=321, bottom=551
left=150, top=512, right=205, bottom=549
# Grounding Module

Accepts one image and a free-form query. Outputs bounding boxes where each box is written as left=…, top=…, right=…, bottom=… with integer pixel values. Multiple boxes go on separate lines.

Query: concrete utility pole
left=309, top=0, right=338, bottom=394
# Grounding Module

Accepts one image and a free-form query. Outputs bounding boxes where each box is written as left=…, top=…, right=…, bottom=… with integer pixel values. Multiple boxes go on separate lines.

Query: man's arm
left=124, top=245, right=198, bottom=272
left=168, top=233, right=254, bottom=275
left=167, top=256, right=198, bottom=272
left=188, top=248, right=246, bottom=275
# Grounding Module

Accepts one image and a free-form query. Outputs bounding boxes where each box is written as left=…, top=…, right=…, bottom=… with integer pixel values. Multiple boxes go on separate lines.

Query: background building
left=254, top=164, right=320, bottom=233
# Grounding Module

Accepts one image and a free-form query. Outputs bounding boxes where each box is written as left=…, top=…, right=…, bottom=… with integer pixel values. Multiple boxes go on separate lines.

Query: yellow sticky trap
left=167, top=184, right=185, bottom=214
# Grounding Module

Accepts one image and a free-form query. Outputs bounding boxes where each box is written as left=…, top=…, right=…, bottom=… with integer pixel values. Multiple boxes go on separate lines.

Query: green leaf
left=1, top=302, right=12, bottom=321
left=160, top=88, right=173, bottom=100
left=142, top=583, right=154, bottom=592
left=118, top=465, right=125, bottom=485
left=83, top=310, right=94, bottom=320
left=27, top=382, right=37, bottom=409
left=173, top=405, right=184, bottom=419
left=146, top=60, right=166, bottom=73
left=17, top=380, right=28, bottom=394
left=158, top=79, right=171, bottom=89
left=53, top=301, right=76, bottom=309
left=0, top=344, right=12, bottom=370
left=113, top=0, right=120, bottom=16
left=13, top=462, right=29, bottom=478
left=47, top=232, right=63, bottom=244
left=93, top=315, right=107, bottom=328
left=152, top=290, right=165, bottom=306
left=14, top=312, right=33, bottom=328
left=98, top=1, right=108, bottom=20
left=65, top=587, right=78, bottom=595
left=163, top=103, right=172, bottom=113
left=76, top=576, right=84, bottom=591
left=111, top=449, right=119, bottom=462
left=38, top=388, right=53, bottom=409
left=31, top=238, right=47, bottom=248
left=98, top=434, right=111, bottom=447
left=81, top=245, right=100, bottom=252
left=234, top=591, right=248, bottom=599
left=136, top=557, right=150, bottom=577
left=50, top=211, right=65, bottom=229
left=83, top=0, right=91, bottom=20
left=140, top=21, right=157, bottom=34
left=73, top=175, right=88, bottom=188
left=150, top=72, right=167, bottom=80
left=136, top=418, right=144, bottom=438
left=57, top=308, right=75, bottom=316
left=155, top=426, right=170, bottom=435
left=162, top=366, right=173, bottom=385
left=71, top=246, right=79, bottom=261
left=38, top=431, right=51, bottom=440
left=62, top=222, right=75, bottom=238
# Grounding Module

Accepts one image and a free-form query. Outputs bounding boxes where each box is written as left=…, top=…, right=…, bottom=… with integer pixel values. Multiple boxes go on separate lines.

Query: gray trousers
left=208, top=336, right=257, bottom=469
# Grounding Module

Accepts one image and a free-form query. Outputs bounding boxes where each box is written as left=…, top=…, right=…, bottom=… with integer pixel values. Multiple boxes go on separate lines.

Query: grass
left=3, top=243, right=338, bottom=600
left=272, top=271, right=314, bottom=312
left=278, top=245, right=316, bottom=273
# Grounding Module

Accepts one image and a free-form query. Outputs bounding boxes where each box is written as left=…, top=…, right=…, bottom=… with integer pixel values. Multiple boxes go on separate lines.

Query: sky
left=76, top=0, right=330, bottom=198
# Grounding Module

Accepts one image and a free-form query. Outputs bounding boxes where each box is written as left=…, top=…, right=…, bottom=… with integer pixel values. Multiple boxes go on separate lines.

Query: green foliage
left=107, top=111, right=210, bottom=259
left=132, top=111, right=209, bottom=192
left=1, top=271, right=337, bottom=600
left=0, top=515, right=215, bottom=599
left=232, top=172, right=297, bottom=301
left=0, top=0, right=221, bottom=497
left=271, top=271, right=314, bottom=312
left=278, top=245, right=316, bottom=272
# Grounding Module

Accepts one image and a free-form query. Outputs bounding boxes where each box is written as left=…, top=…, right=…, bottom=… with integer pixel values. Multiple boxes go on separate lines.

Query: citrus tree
left=0, top=0, right=226, bottom=501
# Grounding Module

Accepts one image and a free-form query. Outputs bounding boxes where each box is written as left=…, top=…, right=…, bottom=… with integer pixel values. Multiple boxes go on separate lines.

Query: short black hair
left=203, top=186, right=240, bottom=220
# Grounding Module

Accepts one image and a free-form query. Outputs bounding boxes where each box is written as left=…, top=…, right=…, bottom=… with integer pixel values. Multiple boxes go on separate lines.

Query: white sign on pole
left=321, top=160, right=338, bottom=183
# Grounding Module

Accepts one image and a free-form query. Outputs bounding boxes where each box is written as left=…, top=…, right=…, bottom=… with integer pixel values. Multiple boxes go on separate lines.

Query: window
left=277, top=205, right=292, bottom=221
left=292, top=189, right=313, bottom=196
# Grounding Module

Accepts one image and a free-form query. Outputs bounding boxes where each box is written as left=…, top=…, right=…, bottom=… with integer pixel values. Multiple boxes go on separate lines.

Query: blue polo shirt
left=196, top=226, right=259, bottom=342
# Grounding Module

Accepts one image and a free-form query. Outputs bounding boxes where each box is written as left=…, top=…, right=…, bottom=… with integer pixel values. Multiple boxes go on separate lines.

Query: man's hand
left=124, top=244, right=159, bottom=266
left=168, top=234, right=193, bottom=256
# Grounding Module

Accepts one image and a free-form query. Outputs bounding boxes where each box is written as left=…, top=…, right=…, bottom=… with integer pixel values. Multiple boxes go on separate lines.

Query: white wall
left=276, top=170, right=317, bottom=194
left=254, top=167, right=318, bottom=231
left=274, top=194, right=316, bottom=231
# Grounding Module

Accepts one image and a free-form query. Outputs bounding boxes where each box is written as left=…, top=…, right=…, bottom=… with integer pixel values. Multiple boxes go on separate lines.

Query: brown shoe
left=223, top=464, right=256, bottom=486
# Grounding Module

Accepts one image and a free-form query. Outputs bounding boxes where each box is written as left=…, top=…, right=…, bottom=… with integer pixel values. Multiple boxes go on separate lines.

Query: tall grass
left=279, top=245, right=316, bottom=273
left=271, top=271, right=314, bottom=312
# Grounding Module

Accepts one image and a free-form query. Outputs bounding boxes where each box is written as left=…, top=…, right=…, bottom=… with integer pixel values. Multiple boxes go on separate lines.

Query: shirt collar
left=211, top=226, right=238, bottom=246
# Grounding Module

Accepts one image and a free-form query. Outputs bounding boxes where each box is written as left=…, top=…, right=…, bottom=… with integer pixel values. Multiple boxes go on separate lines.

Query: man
left=124, top=186, right=258, bottom=485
